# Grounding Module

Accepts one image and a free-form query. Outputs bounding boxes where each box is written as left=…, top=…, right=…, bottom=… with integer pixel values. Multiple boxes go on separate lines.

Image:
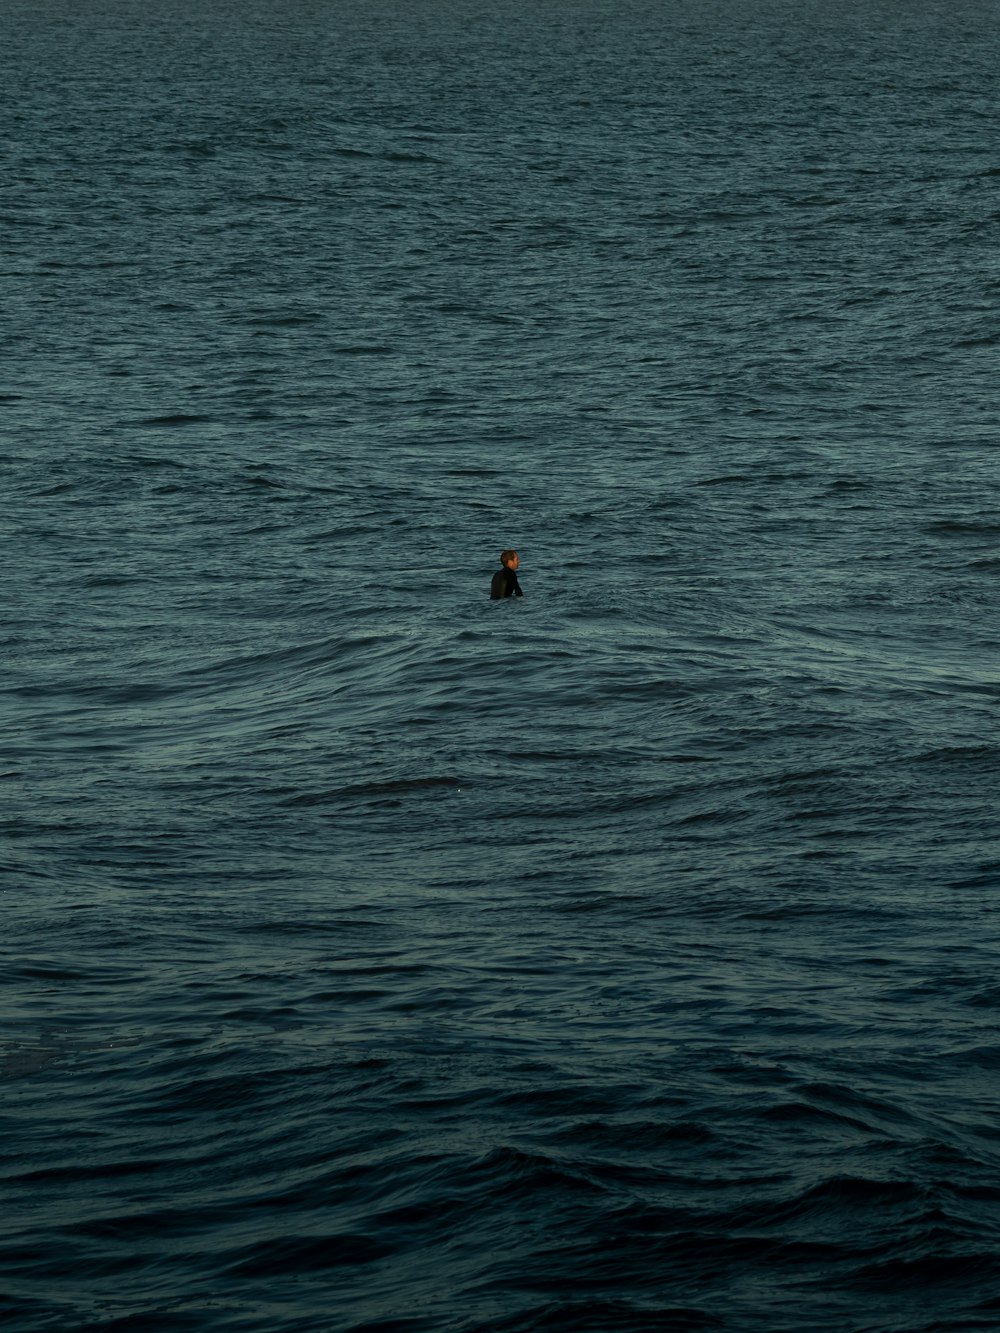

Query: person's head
left=500, top=549, right=519, bottom=570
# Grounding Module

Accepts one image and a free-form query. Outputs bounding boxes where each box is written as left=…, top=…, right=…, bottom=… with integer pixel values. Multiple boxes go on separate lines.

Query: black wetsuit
left=490, top=566, right=523, bottom=599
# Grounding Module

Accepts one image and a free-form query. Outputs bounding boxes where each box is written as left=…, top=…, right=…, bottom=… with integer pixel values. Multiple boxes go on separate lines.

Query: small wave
left=696, top=473, right=750, bottom=486
left=223, top=1233, right=393, bottom=1277
left=10, top=679, right=175, bottom=705
left=245, top=312, right=324, bottom=327
left=385, top=150, right=440, bottom=163
left=124, top=453, right=187, bottom=468
left=960, top=981, right=1000, bottom=1008
left=137, top=413, right=212, bottom=427
left=465, top=1301, right=723, bottom=1332
left=912, top=743, right=998, bottom=767
left=948, top=864, right=1000, bottom=890
left=164, top=139, right=216, bottom=156
left=954, top=332, right=999, bottom=348
left=241, top=472, right=285, bottom=488
left=240, top=916, right=384, bottom=935
left=32, top=481, right=77, bottom=496
left=768, top=1175, right=925, bottom=1213
left=926, top=519, right=1000, bottom=537
left=853, top=1251, right=1000, bottom=1288
left=755, top=1100, right=875, bottom=1131
left=283, top=776, right=464, bottom=805
left=556, top=1118, right=718, bottom=1151
left=464, top=1145, right=609, bottom=1200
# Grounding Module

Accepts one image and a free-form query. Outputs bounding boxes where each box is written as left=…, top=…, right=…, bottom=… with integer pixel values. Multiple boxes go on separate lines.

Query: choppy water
left=5, top=1, right=1000, bottom=1330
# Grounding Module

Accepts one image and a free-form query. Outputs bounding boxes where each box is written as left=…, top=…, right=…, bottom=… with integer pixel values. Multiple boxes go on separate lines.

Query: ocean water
left=4, top=1, right=1000, bottom=1329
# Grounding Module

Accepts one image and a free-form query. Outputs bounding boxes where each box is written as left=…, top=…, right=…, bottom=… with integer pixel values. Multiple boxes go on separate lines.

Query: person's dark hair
left=500, top=549, right=518, bottom=566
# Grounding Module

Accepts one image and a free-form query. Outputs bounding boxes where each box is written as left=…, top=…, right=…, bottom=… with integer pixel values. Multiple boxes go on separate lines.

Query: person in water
left=490, top=549, right=524, bottom=599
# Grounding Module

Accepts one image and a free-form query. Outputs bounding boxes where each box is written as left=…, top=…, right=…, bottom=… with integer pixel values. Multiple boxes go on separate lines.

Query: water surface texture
left=5, top=1, right=1000, bottom=1330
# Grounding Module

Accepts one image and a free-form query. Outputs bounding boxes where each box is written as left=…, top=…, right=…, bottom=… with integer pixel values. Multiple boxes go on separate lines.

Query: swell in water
left=4, top=1, right=1000, bottom=1329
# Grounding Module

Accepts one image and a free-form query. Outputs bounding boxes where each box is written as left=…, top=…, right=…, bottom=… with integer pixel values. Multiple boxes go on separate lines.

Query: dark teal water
left=5, top=2, right=1000, bottom=1330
